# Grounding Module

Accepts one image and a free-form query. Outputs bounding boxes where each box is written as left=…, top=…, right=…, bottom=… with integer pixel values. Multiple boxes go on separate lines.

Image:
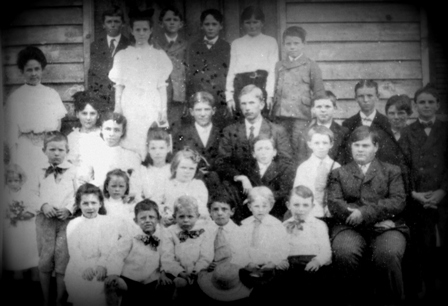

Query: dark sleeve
left=296, top=128, right=309, bottom=166
left=215, top=127, right=241, bottom=181
left=327, top=169, right=353, bottom=222
left=310, top=61, right=325, bottom=98
left=274, top=124, right=294, bottom=164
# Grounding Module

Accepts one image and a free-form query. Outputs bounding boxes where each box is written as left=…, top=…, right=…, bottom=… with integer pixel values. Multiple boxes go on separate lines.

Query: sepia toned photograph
left=1, top=0, right=447, bottom=305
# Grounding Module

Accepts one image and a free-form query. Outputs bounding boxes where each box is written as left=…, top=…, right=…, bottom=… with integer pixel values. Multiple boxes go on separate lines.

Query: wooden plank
left=319, top=61, right=422, bottom=80
left=4, top=63, right=84, bottom=84
left=223, top=0, right=240, bottom=42
left=83, top=0, right=93, bottom=88
left=259, top=0, right=277, bottom=40
left=420, top=8, right=430, bottom=85
left=10, top=7, right=83, bottom=26
left=305, top=42, right=421, bottom=61
left=3, top=44, right=84, bottom=65
left=4, top=83, right=85, bottom=102
left=334, top=99, right=421, bottom=120
left=286, top=3, right=420, bottom=23
left=29, top=0, right=83, bottom=7
left=3, top=26, right=83, bottom=46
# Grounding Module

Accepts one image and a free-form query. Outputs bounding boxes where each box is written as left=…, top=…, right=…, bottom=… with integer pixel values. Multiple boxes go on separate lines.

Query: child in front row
left=160, top=195, right=214, bottom=301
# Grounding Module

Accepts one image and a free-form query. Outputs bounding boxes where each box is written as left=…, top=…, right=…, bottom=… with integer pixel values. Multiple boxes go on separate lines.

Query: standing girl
left=109, top=9, right=173, bottom=159
left=65, top=183, right=119, bottom=306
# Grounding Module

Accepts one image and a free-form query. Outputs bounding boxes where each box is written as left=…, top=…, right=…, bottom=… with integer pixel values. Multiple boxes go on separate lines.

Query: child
left=154, top=5, right=188, bottom=131
left=282, top=185, right=331, bottom=303
left=186, top=9, right=230, bottom=128
left=160, top=195, right=214, bottom=300
left=105, top=199, right=165, bottom=305
left=159, top=148, right=209, bottom=226
left=233, top=135, right=294, bottom=222
left=225, top=6, right=279, bottom=121
left=141, top=127, right=172, bottom=201
left=272, top=26, right=325, bottom=159
left=65, top=183, right=119, bottom=306
left=297, top=91, right=349, bottom=165
left=293, top=125, right=341, bottom=218
left=67, top=90, right=103, bottom=166
left=33, top=131, right=78, bottom=306
left=109, top=8, right=173, bottom=159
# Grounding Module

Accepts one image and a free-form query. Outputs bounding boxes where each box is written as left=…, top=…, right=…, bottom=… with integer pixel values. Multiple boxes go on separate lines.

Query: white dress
left=65, top=215, right=120, bottom=306
left=3, top=187, right=39, bottom=271
left=67, top=128, right=102, bottom=167
left=104, top=197, right=139, bottom=236
left=109, top=45, right=173, bottom=159
left=141, top=164, right=171, bottom=201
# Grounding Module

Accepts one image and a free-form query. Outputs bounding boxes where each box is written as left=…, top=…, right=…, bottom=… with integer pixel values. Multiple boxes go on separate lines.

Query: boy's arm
left=327, top=169, right=353, bottom=222
left=225, top=41, right=238, bottom=103
left=314, top=220, right=332, bottom=266
left=105, top=235, right=133, bottom=276
left=160, top=229, right=185, bottom=276
left=265, top=39, right=279, bottom=102
left=309, top=61, right=325, bottom=98
left=194, top=229, right=214, bottom=272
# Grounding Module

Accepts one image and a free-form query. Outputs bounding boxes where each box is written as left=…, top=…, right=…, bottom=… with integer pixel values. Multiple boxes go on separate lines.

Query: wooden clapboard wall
left=2, top=0, right=93, bottom=122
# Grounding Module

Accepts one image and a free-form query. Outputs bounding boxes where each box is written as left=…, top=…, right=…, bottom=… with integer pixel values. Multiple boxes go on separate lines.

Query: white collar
left=419, top=117, right=436, bottom=125
left=360, top=109, right=377, bottom=121
left=309, top=154, right=332, bottom=166
left=288, top=53, right=303, bottom=62
left=204, top=36, right=219, bottom=44
left=358, top=162, right=372, bottom=173
left=44, top=160, right=71, bottom=170
left=258, top=161, right=271, bottom=170
left=317, top=121, right=332, bottom=130
left=165, top=33, right=178, bottom=43
left=245, top=116, right=263, bottom=129
left=195, top=122, right=212, bottom=133
left=107, top=35, right=121, bottom=46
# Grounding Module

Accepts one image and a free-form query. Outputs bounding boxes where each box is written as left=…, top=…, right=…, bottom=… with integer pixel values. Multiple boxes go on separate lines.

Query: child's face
left=175, top=157, right=198, bottom=183
left=240, top=91, right=265, bottom=123
left=161, top=10, right=183, bottom=35
left=313, top=99, right=335, bottom=124
left=43, top=140, right=68, bottom=165
left=148, top=140, right=169, bottom=165
left=243, top=16, right=263, bottom=37
left=252, top=139, right=276, bottom=165
left=107, top=175, right=127, bottom=200
left=190, top=102, right=215, bottom=127
left=175, top=207, right=199, bottom=231
left=415, top=92, right=439, bottom=121
left=356, top=86, right=378, bottom=116
left=288, top=194, right=314, bottom=221
left=80, top=194, right=102, bottom=219
left=201, top=14, right=222, bottom=40
left=103, top=15, right=123, bottom=37
left=101, top=120, right=124, bottom=147
left=23, top=59, right=43, bottom=86
left=210, top=202, right=234, bottom=226
left=284, top=35, right=305, bottom=58
left=76, top=104, right=99, bottom=131
left=135, top=209, right=158, bottom=235
left=248, top=196, right=272, bottom=221
left=6, top=173, right=22, bottom=192
left=351, top=136, right=378, bottom=165
left=131, top=20, right=152, bottom=45
left=307, top=133, right=333, bottom=160
left=387, top=105, right=409, bottom=130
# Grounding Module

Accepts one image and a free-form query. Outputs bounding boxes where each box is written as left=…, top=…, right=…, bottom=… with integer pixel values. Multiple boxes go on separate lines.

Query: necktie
left=315, top=160, right=328, bottom=192
left=204, top=39, right=214, bottom=48
left=285, top=219, right=305, bottom=234
left=251, top=219, right=261, bottom=248
left=359, top=164, right=368, bottom=175
left=178, top=228, right=205, bottom=243
left=136, top=234, right=160, bottom=251
left=249, top=126, right=255, bottom=142
left=44, top=165, right=65, bottom=179
left=109, top=39, right=116, bottom=57
left=213, top=227, right=232, bottom=264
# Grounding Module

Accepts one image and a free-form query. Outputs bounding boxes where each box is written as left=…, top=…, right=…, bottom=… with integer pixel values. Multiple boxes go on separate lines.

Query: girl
left=225, top=6, right=278, bottom=120
left=65, top=183, right=119, bottom=306
left=141, top=127, right=172, bottom=201
left=67, top=90, right=103, bottom=166
left=160, top=148, right=209, bottom=226
left=5, top=46, right=67, bottom=184
left=109, top=9, right=173, bottom=159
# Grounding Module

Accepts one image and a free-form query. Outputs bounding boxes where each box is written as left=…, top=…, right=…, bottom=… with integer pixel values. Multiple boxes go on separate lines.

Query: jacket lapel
left=421, top=120, right=442, bottom=152
left=261, top=162, right=278, bottom=183
left=363, top=159, right=380, bottom=184
left=347, top=161, right=364, bottom=181
left=205, top=125, right=219, bottom=150
left=190, top=126, right=205, bottom=149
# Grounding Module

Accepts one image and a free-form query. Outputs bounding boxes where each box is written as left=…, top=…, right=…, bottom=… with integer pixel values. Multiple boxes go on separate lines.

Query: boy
left=186, top=9, right=231, bottom=129
left=154, top=6, right=188, bottom=131
left=34, top=131, right=77, bottom=306
left=297, top=91, right=349, bottom=165
left=293, top=125, right=341, bottom=218
left=282, top=185, right=331, bottom=303
left=88, top=6, right=129, bottom=110
left=272, top=26, right=325, bottom=159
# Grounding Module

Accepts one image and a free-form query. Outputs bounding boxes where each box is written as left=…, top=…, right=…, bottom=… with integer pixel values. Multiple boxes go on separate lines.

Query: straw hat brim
left=198, top=270, right=251, bottom=302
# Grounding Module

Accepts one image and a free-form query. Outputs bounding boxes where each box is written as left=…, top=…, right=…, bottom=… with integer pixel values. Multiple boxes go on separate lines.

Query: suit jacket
left=88, top=35, right=130, bottom=108
left=327, top=159, right=407, bottom=238
left=215, top=118, right=293, bottom=181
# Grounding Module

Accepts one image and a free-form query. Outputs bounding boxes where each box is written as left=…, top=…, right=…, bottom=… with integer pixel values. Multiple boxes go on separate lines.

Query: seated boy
left=104, top=199, right=165, bottom=306
left=293, top=125, right=341, bottom=218
left=160, top=195, right=214, bottom=301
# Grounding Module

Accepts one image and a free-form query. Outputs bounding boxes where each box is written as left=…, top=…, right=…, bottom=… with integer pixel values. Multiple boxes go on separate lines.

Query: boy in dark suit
left=88, top=6, right=129, bottom=111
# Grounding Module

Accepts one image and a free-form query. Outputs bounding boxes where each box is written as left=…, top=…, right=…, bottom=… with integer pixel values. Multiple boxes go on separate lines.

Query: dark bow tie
left=285, top=219, right=305, bottom=234
left=136, top=234, right=160, bottom=250
left=44, top=165, right=66, bottom=179
left=421, top=121, right=433, bottom=129
left=204, top=39, right=214, bottom=46
left=178, top=228, right=205, bottom=243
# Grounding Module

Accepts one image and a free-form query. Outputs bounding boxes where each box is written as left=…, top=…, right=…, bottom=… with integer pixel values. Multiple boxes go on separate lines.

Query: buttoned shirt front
left=195, top=122, right=213, bottom=147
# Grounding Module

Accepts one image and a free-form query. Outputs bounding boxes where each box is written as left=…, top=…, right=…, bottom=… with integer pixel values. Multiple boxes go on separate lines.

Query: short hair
left=159, top=5, right=184, bottom=22
left=142, top=127, right=172, bottom=167
left=72, top=90, right=104, bottom=113
left=282, top=26, right=306, bottom=43
left=246, top=186, right=275, bottom=208
left=173, top=195, right=199, bottom=216
left=102, top=6, right=125, bottom=23
left=238, top=84, right=264, bottom=103
left=170, top=148, right=203, bottom=179
left=134, top=199, right=160, bottom=220
left=290, top=185, right=314, bottom=203
left=5, top=163, right=27, bottom=185
left=73, top=183, right=106, bottom=217
left=208, top=191, right=236, bottom=210
left=129, top=9, right=154, bottom=32
left=102, top=169, right=130, bottom=198
left=414, top=83, right=439, bottom=103
left=354, top=79, right=379, bottom=96
left=17, top=46, right=47, bottom=72
left=311, top=90, right=338, bottom=108
left=240, top=6, right=265, bottom=23
left=385, top=94, right=412, bottom=116
left=188, top=91, right=216, bottom=108
left=306, top=125, right=334, bottom=143
left=43, top=131, right=68, bottom=151
left=101, top=111, right=127, bottom=139
left=200, top=9, right=223, bottom=24
left=251, top=134, right=276, bottom=151
left=349, top=126, right=380, bottom=147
